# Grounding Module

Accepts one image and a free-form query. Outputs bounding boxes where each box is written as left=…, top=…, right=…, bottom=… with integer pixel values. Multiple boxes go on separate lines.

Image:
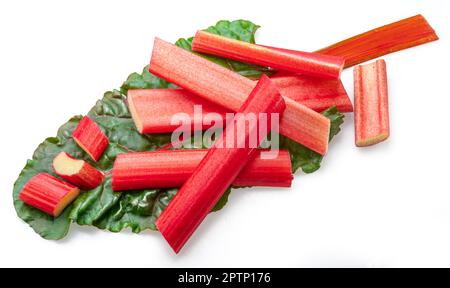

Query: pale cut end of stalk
left=127, top=91, right=144, bottom=134
left=53, top=152, right=84, bottom=176
left=53, top=151, right=104, bottom=190
left=53, top=187, right=80, bottom=217
left=73, top=138, right=96, bottom=161
left=356, top=133, right=389, bottom=147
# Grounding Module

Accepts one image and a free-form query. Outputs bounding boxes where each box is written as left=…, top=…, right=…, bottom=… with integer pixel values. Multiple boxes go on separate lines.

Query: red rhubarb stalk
left=354, top=59, right=389, bottom=147
left=112, top=149, right=292, bottom=190
left=149, top=38, right=330, bottom=155
left=130, top=86, right=349, bottom=134
left=156, top=75, right=286, bottom=253
left=317, top=14, right=438, bottom=68
left=128, top=89, right=227, bottom=134
left=19, top=173, right=80, bottom=217
left=270, top=71, right=353, bottom=113
left=53, top=152, right=104, bottom=190
left=72, top=116, right=109, bottom=161
left=192, top=30, right=345, bottom=79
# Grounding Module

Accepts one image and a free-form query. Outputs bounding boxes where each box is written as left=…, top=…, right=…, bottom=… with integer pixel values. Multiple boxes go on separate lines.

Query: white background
left=0, top=0, right=449, bottom=268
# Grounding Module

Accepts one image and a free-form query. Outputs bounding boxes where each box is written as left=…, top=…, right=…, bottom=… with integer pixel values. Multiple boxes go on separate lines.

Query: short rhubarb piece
left=149, top=37, right=330, bottom=155
left=128, top=89, right=228, bottom=134
left=270, top=71, right=353, bottom=113
left=317, top=14, right=439, bottom=68
left=112, top=149, right=293, bottom=190
left=53, top=152, right=104, bottom=190
left=354, top=59, right=389, bottom=147
left=72, top=116, right=109, bottom=161
left=192, top=30, right=344, bottom=79
left=19, top=173, right=80, bottom=217
left=156, top=75, right=286, bottom=253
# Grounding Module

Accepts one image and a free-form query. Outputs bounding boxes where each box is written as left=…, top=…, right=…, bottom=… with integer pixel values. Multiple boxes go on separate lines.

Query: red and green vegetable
left=13, top=16, right=437, bottom=244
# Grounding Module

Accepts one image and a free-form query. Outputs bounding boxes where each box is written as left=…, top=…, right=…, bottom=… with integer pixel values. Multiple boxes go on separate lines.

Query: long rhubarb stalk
left=149, top=38, right=330, bottom=155
left=192, top=30, right=344, bottom=79
left=156, top=75, right=286, bottom=253
left=317, top=14, right=438, bottom=68
left=354, top=60, right=389, bottom=147
left=112, top=149, right=292, bottom=190
left=53, top=152, right=104, bottom=190
left=271, top=71, right=353, bottom=113
left=129, top=85, right=349, bottom=134
left=72, top=116, right=109, bottom=161
left=128, top=89, right=227, bottom=134
left=19, top=173, right=80, bottom=217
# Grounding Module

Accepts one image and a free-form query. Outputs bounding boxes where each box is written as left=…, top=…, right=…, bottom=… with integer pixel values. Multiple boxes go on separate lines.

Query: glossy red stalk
left=156, top=75, right=286, bottom=253
left=72, top=116, right=109, bottom=161
left=128, top=89, right=228, bottom=134
left=271, top=71, right=353, bottom=113
left=19, top=173, right=80, bottom=217
left=129, top=82, right=349, bottom=135
left=317, top=14, right=439, bottom=68
left=192, top=30, right=344, bottom=79
left=112, top=149, right=292, bottom=191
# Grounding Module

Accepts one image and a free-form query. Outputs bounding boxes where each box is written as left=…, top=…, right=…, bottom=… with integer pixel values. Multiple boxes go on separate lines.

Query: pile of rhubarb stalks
left=17, top=15, right=438, bottom=253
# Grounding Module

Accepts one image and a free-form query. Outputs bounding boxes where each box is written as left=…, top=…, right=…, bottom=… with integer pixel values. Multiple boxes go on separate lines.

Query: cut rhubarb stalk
left=72, top=116, right=109, bottom=161
left=354, top=59, right=389, bottom=147
left=192, top=30, right=345, bottom=79
left=19, top=173, right=80, bottom=217
left=53, top=152, right=104, bottom=190
left=112, top=149, right=292, bottom=190
left=130, top=85, right=349, bottom=133
left=317, top=14, right=438, bottom=68
left=128, top=88, right=228, bottom=134
left=271, top=71, right=353, bottom=113
left=156, top=75, right=286, bottom=253
left=149, top=38, right=330, bottom=155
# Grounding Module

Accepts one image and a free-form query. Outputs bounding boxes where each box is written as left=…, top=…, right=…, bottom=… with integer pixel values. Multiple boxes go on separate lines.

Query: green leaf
left=322, top=106, right=345, bottom=142
left=69, top=176, right=121, bottom=226
left=94, top=188, right=178, bottom=233
left=205, top=20, right=260, bottom=43
left=175, top=20, right=272, bottom=79
left=211, top=188, right=232, bottom=212
left=120, top=65, right=176, bottom=95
